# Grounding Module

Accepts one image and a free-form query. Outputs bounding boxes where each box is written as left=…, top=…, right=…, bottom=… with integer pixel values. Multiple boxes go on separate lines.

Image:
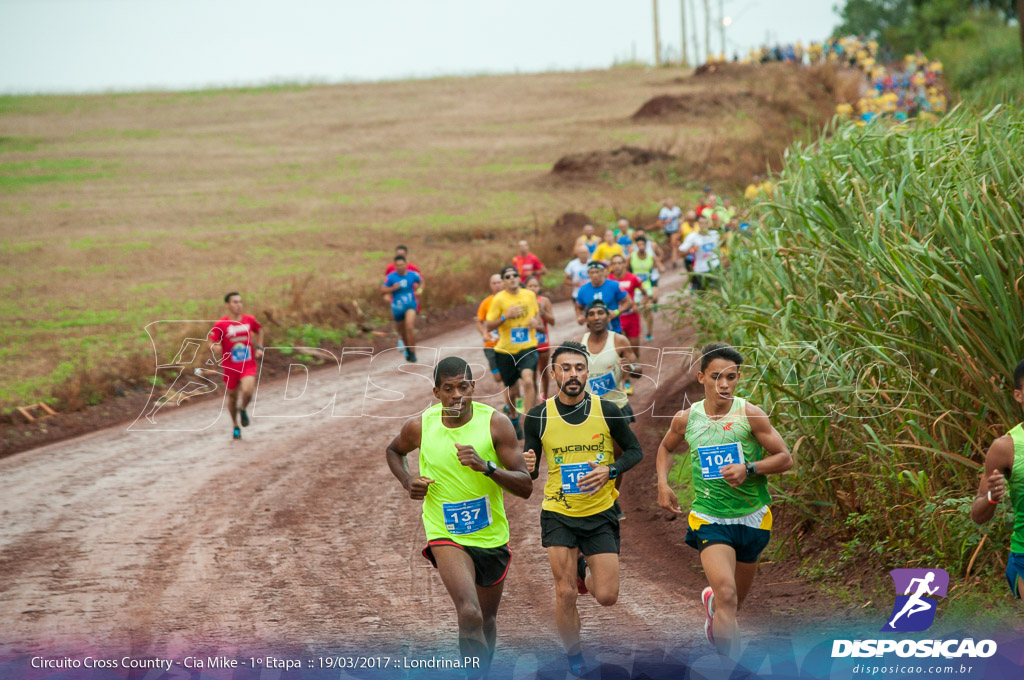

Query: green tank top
left=686, top=397, right=771, bottom=518
left=419, top=401, right=509, bottom=548
left=630, top=251, right=655, bottom=278
left=1007, top=424, right=1024, bottom=553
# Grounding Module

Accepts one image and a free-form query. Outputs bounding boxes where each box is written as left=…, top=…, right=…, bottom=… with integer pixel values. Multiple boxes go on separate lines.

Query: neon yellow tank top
left=1007, top=424, right=1024, bottom=553
left=540, top=396, right=617, bottom=517
left=419, top=401, right=509, bottom=547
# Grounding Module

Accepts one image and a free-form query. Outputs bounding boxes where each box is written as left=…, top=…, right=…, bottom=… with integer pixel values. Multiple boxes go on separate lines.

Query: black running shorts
left=422, top=539, right=512, bottom=587
left=541, top=503, right=621, bottom=555
left=495, top=348, right=538, bottom=388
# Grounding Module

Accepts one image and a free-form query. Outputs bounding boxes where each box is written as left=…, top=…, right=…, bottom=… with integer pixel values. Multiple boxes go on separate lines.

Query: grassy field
left=0, top=65, right=835, bottom=412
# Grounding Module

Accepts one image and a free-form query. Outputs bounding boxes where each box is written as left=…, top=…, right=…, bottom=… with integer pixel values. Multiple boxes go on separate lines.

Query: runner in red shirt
left=208, top=292, right=264, bottom=440
left=609, top=255, right=646, bottom=394
left=512, top=240, right=547, bottom=280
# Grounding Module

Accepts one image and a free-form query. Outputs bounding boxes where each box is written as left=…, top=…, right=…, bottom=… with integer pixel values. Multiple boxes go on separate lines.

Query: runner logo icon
left=882, top=568, right=949, bottom=632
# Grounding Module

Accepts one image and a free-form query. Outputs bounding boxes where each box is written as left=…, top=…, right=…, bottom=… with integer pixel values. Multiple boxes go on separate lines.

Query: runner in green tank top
left=655, top=342, right=793, bottom=657
left=971, top=358, right=1024, bottom=601
left=386, top=356, right=533, bottom=676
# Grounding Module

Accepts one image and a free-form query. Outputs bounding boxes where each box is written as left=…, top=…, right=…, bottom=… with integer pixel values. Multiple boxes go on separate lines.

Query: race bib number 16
left=697, top=443, right=744, bottom=480
left=560, top=462, right=593, bottom=494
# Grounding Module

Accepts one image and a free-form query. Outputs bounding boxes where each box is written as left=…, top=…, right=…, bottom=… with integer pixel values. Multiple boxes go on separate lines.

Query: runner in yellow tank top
left=521, top=341, right=644, bottom=676
left=386, top=357, right=533, bottom=676
left=655, top=342, right=793, bottom=658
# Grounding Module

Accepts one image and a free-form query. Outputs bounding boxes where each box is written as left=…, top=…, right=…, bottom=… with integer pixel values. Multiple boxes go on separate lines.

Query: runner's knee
left=554, top=580, right=578, bottom=604
left=455, top=601, right=484, bottom=633
left=715, top=584, right=739, bottom=611
left=592, top=584, right=618, bottom=607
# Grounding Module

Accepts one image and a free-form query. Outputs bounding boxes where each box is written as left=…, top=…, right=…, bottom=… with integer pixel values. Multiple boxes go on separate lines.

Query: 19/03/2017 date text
left=318, top=656, right=481, bottom=670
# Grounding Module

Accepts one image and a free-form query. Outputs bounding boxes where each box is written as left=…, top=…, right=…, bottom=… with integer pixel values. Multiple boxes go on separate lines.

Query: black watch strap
left=484, top=460, right=498, bottom=476
left=745, top=461, right=757, bottom=477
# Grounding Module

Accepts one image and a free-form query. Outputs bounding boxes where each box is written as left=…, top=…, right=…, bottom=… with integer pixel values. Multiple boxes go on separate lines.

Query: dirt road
left=0, top=277, right=750, bottom=669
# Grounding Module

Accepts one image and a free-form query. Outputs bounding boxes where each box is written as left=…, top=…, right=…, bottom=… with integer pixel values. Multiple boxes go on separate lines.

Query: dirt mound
left=551, top=211, right=593, bottom=233
left=693, top=61, right=765, bottom=79
left=551, top=146, right=675, bottom=177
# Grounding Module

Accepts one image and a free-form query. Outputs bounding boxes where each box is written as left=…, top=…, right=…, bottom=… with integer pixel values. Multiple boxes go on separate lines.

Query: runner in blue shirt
left=575, top=261, right=633, bottom=334
left=383, top=255, right=423, bottom=363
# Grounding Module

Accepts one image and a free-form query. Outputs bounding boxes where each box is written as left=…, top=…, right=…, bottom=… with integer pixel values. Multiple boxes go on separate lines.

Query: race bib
left=536, top=331, right=547, bottom=344
left=510, top=327, right=529, bottom=344
left=230, top=344, right=251, bottom=363
left=560, top=462, right=593, bottom=494
left=398, top=279, right=408, bottom=288
left=697, top=442, right=744, bottom=480
left=588, top=372, right=616, bottom=396
left=442, top=496, right=492, bottom=536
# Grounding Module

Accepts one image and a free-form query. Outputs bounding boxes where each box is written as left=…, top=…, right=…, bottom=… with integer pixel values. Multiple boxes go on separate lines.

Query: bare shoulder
left=986, top=434, right=1015, bottom=469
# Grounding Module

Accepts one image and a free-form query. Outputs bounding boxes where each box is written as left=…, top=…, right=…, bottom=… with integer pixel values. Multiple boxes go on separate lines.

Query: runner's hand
left=987, top=470, right=1007, bottom=503
left=507, top=304, right=523, bottom=318
left=578, top=461, right=610, bottom=495
left=657, top=484, right=682, bottom=514
left=407, top=477, right=434, bottom=500
left=529, top=315, right=544, bottom=330
left=454, top=443, right=486, bottom=472
left=254, top=348, right=264, bottom=360
left=523, top=448, right=537, bottom=474
left=721, top=463, right=747, bottom=487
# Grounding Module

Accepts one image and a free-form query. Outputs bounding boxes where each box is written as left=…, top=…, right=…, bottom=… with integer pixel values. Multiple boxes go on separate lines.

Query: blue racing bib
left=560, top=462, right=593, bottom=494
left=510, top=327, right=530, bottom=344
left=588, top=372, right=616, bottom=396
left=230, top=344, right=251, bottom=363
left=697, top=442, right=744, bottom=480
left=442, top=496, right=492, bottom=535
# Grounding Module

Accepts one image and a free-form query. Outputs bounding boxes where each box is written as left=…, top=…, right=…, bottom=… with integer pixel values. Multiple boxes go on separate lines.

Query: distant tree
left=833, top=0, right=1017, bottom=52
left=832, top=0, right=912, bottom=39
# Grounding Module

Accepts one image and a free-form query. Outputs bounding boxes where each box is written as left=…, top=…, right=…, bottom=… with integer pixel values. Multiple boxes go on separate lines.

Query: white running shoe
left=702, top=586, right=715, bottom=644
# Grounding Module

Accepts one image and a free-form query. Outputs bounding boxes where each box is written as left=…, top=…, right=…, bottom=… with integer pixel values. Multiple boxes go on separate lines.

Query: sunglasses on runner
left=503, top=273, right=520, bottom=279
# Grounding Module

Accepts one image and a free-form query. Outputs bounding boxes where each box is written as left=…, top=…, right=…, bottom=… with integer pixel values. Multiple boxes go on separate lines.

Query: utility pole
left=719, top=0, right=726, bottom=59
left=691, top=0, right=700, bottom=65
left=653, top=0, right=662, bottom=67
left=680, top=0, right=690, bottom=67
left=703, top=0, right=711, bottom=61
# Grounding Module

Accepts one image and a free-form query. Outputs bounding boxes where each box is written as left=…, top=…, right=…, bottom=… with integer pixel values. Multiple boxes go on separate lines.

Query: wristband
left=988, top=490, right=998, bottom=505
left=612, top=309, right=620, bottom=317
left=608, top=465, right=619, bottom=480
left=256, top=345, right=264, bottom=351
left=500, top=315, right=507, bottom=323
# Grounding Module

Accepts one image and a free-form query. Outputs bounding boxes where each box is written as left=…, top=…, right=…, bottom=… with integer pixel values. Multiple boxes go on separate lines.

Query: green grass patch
left=0, top=137, right=41, bottom=153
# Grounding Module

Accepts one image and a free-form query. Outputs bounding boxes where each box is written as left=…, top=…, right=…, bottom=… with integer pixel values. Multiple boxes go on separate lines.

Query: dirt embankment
left=552, top=63, right=865, bottom=187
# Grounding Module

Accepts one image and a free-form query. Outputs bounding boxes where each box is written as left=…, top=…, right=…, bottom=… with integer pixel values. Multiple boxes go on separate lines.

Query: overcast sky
left=0, top=0, right=841, bottom=94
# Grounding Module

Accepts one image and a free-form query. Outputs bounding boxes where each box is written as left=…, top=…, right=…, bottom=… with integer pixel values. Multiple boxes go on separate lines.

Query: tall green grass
left=930, top=20, right=1024, bottom=107
left=685, top=106, right=1024, bottom=582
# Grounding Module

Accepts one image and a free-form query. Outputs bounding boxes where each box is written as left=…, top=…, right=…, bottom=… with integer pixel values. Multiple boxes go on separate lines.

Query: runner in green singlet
left=655, top=342, right=793, bottom=657
left=971, top=358, right=1024, bottom=602
left=628, top=236, right=663, bottom=342
left=386, top=357, right=533, bottom=676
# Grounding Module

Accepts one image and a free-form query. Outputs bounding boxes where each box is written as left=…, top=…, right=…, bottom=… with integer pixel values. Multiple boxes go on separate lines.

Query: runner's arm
left=743, top=402, right=793, bottom=476
left=656, top=410, right=690, bottom=513
left=484, top=299, right=505, bottom=331
left=540, top=298, right=556, bottom=326
left=385, top=417, right=433, bottom=499
left=524, top=404, right=546, bottom=480
left=488, top=412, right=533, bottom=498
left=614, top=334, right=641, bottom=378
left=970, top=435, right=1013, bottom=525
left=255, top=328, right=265, bottom=359
left=616, top=288, right=634, bottom=315
left=602, top=401, right=643, bottom=475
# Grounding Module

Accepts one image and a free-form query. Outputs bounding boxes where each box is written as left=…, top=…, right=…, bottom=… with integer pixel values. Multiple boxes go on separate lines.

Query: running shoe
left=645, top=334, right=653, bottom=342
left=702, top=586, right=715, bottom=644
left=232, top=427, right=241, bottom=440
left=568, top=658, right=588, bottom=678
left=239, top=409, right=249, bottom=427
left=397, top=339, right=405, bottom=350
left=409, top=352, right=418, bottom=363
left=510, top=416, right=523, bottom=440
left=576, top=554, right=589, bottom=595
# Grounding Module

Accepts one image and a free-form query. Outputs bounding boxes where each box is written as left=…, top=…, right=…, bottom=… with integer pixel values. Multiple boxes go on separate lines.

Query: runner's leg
left=538, top=350, right=551, bottom=400
left=239, top=374, right=256, bottom=411
left=547, top=546, right=582, bottom=655
left=226, top=386, right=240, bottom=427
left=520, top=368, right=537, bottom=410
left=582, top=552, right=619, bottom=607
left=735, top=560, right=758, bottom=609
left=700, top=543, right=740, bottom=656
left=476, top=579, right=506, bottom=667
left=431, top=546, right=490, bottom=672
left=404, top=308, right=417, bottom=350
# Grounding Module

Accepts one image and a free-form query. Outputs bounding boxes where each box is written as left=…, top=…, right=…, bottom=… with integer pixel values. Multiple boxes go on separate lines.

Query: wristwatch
left=744, top=461, right=757, bottom=477
left=608, top=466, right=619, bottom=480
left=484, top=460, right=498, bottom=476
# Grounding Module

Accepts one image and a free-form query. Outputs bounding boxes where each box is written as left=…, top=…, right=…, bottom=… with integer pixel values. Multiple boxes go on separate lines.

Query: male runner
left=970, top=358, right=1024, bottom=601
left=628, top=235, right=663, bottom=341
left=614, top=218, right=634, bottom=256
left=207, top=292, right=264, bottom=440
left=578, top=300, right=640, bottom=418
left=658, top=198, right=682, bottom=269
left=608, top=254, right=645, bottom=355
left=526, top=276, right=556, bottom=401
left=485, top=266, right=543, bottom=439
left=679, top=214, right=721, bottom=292
left=574, top=223, right=600, bottom=256
left=386, top=357, right=532, bottom=676
left=563, top=245, right=591, bottom=301
left=383, top=245, right=424, bottom=317
left=522, top=341, right=643, bottom=676
left=575, top=261, right=632, bottom=335
left=382, top=255, right=422, bottom=362
left=591, top=229, right=625, bottom=265
left=655, top=342, right=793, bottom=656
left=475, top=274, right=504, bottom=383
left=512, top=240, right=547, bottom=279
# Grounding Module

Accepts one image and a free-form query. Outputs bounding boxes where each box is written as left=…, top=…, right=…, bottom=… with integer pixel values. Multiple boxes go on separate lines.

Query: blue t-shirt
left=385, top=271, right=421, bottom=310
left=616, top=234, right=633, bottom=255
left=576, top=280, right=627, bottom=333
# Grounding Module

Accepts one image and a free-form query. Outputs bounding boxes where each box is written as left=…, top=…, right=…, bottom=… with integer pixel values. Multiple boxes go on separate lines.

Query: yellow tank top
left=540, top=396, right=617, bottom=517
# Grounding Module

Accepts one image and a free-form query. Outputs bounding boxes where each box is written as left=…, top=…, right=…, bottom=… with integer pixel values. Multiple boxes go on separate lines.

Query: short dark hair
left=635, top=235, right=647, bottom=243
left=500, top=265, right=519, bottom=279
left=434, top=356, right=472, bottom=387
left=1014, top=358, right=1024, bottom=391
left=395, top=245, right=408, bottom=252
left=699, top=342, right=744, bottom=372
left=393, top=254, right=407, bottom=263
left=224, top=291, right=240, bottom=303
left=551, top=341, right=589, bottom=364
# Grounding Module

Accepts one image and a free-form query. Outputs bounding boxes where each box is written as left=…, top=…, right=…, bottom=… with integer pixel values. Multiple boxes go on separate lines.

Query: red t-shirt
left=209, top=314, right=262, bottom=367
left=384, top=262, right=422, bottom=276
left=610, top=273, right=643, bottom=316
left=513, top=253, right=545, bottom=279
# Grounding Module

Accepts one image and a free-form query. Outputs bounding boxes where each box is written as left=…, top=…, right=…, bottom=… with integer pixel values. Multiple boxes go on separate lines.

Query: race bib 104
left=697, top=442, right=744, bottom=480
left=442, top=496, right=492, bottom=535
left=560, top=462, right=593, bottom=494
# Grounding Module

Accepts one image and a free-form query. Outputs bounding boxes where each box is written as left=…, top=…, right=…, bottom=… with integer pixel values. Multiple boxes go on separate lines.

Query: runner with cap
left=575, top=261, right=633, bottom=335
